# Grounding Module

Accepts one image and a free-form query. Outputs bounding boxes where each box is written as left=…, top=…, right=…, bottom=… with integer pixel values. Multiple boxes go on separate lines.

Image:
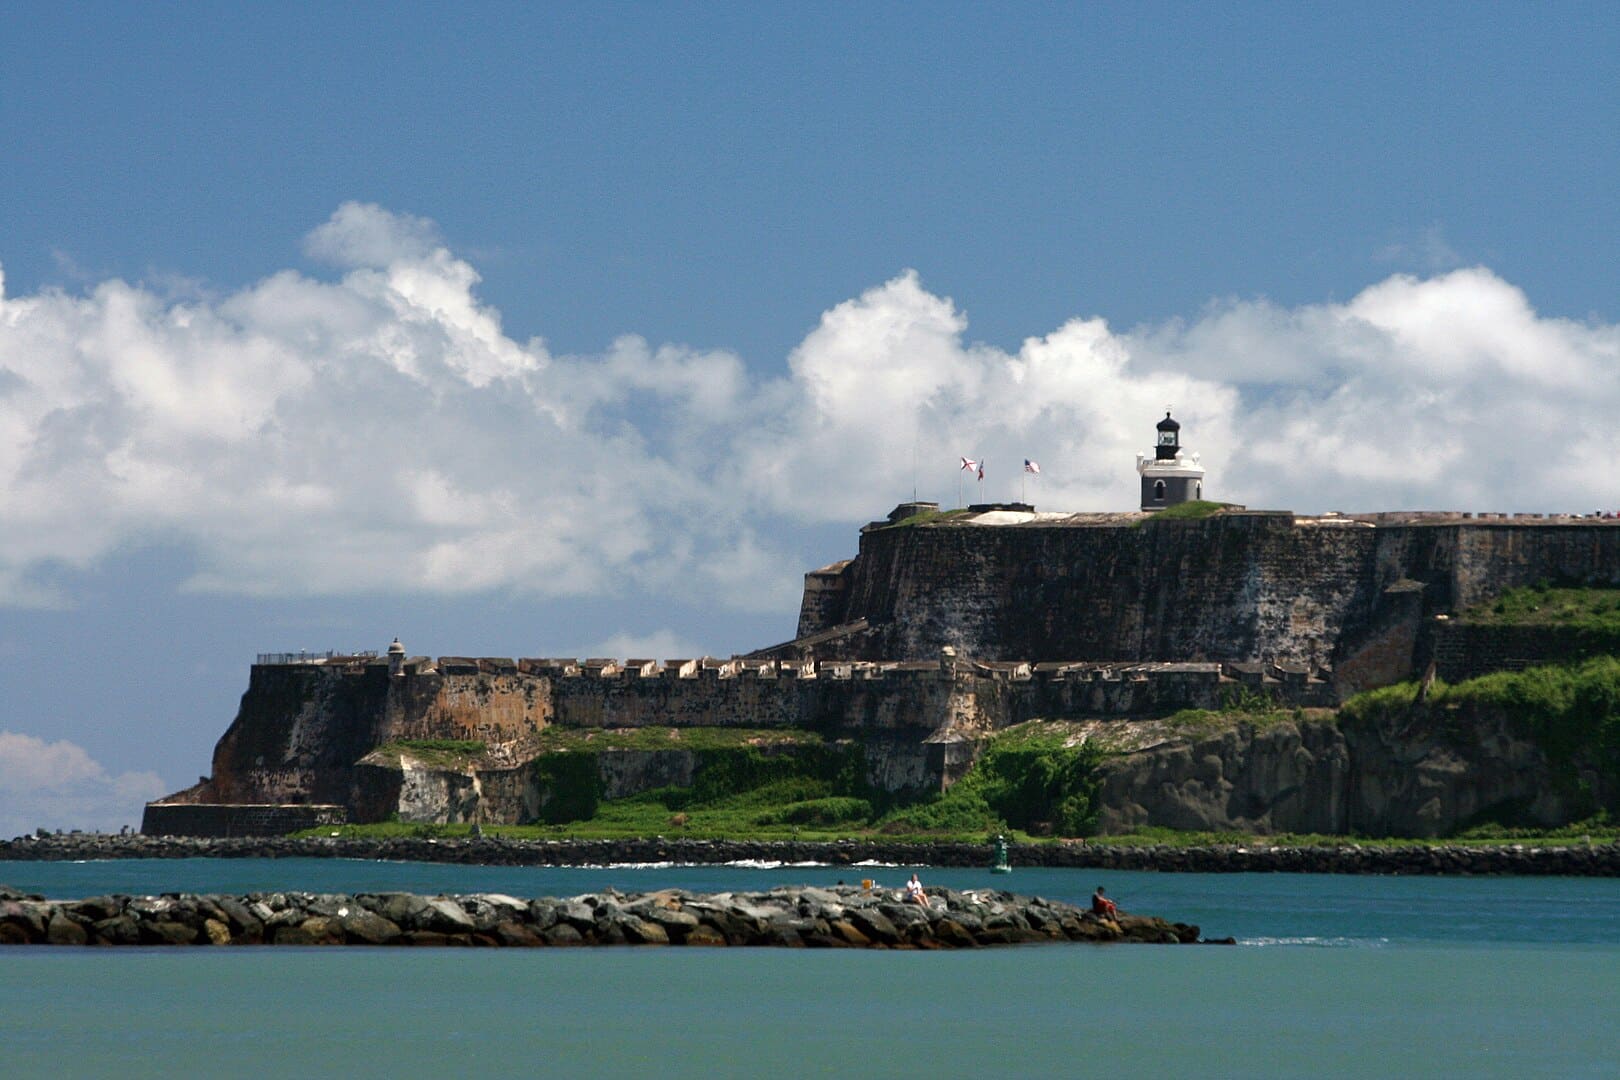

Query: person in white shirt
left=906, top=873, right=928, bottom=906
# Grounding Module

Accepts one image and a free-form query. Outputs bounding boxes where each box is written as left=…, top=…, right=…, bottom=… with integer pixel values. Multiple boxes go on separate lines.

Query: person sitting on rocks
left=1091, top=886, right=1117, bottom=919
left=906, top=873, right=928, bottom=906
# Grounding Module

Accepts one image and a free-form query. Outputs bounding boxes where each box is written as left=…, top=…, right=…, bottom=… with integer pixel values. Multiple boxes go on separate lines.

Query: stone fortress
left=145, top=413, right=1620, bottom=837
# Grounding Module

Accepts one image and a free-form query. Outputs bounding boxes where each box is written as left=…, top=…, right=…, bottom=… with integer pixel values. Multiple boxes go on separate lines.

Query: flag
left=960, top=457, right=978, bottom=472
left=977, top=462, right=985, bottom=481
left=1024, top=459, right=1040, bottom=475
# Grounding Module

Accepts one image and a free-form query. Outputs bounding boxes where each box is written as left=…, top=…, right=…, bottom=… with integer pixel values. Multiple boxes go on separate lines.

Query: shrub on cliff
left=876, top=787, right=1001, bottom=833
left=877, top=723, right=1103, bottom=837
left=533, top=753, right=602, bottom=824
left=1445, top=657, right=1620, bottom=806
left=754, top=797, right=875, bottom=827
left=1341, top=657, right=1620, bottom=817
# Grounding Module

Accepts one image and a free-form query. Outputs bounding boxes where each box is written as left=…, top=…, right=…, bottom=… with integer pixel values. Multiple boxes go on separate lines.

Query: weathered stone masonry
left=145, top=649, right=1336, bottom=832
left=144, top=507, right=1620, bottom=836
left=782, top=511, right=1620, bottom=687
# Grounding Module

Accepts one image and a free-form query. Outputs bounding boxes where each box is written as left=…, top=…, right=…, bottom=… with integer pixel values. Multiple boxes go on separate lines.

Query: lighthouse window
left=1154, top=480, right=1166, bottom=501
left=1196, top=482, right=1202, bottom=499
left=1159, top=431, right=1176, bottom=445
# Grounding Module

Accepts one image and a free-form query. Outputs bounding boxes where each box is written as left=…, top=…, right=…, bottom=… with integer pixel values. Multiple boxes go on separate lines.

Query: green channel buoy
left=990, top=833, right=1012, bottom=874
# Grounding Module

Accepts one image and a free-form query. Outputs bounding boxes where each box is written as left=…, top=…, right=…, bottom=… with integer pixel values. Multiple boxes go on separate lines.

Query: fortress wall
left=204, top=665, right=395, bottom=807
left=1450, top=523, right=1620, bottom=609
left=542, top=664, right=960, bottom=733
left=380, top=672, right=552, bottom=744
left=141, top=802, right=348, bottom=838
left=804, top=668, right=961, bottom=731
left=536, top=662, right=1288, bottom=734
left=1432, top=622, right=1616, bottom=683
left=546, top=668, right=809, bottom=729
left=815, top=515, right=1620, bottom=674
left=833, top=515, right=1383, bottom=666
left=1009, top=665, right=1227, bottom=719
left=165, top=651, right=1371, bottom=831
left=796, top=562, right=852, bottom=638
left=196, top=664, right=552, bottom=810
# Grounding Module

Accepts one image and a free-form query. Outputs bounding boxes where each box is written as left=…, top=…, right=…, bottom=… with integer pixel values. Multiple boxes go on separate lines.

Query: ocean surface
left=4, top=859, right=1619, bottom=1078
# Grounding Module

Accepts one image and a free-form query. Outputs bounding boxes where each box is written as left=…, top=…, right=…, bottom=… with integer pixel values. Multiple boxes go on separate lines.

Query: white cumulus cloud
left=585, top=629, right=707, bottom=662
left=0, top=731, right=167, bottom=838
left=2, top=205, right=1618, bottom=614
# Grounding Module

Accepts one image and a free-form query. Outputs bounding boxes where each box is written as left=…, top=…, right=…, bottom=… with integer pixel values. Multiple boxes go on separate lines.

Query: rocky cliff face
left=1093, top=702, right=1607, bottom=838
left=1093, top=717, right=1351, bottom=835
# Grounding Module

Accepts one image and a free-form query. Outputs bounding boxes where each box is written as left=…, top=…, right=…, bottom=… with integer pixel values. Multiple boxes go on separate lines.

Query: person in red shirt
left=1091, top=886, right=1117, bottom=918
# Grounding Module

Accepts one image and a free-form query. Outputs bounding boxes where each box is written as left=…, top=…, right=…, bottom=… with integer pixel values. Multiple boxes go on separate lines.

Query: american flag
left=1024, top=459, right=1040, bottom=475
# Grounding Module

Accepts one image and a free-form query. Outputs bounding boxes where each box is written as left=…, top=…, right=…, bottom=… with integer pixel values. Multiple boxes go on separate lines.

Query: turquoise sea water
left=4, top=860, right=1620, bottom=1078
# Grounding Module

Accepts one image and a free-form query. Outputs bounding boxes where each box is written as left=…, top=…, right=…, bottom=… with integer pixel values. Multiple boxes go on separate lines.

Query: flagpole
left=911, top=418, right=918, bottom=503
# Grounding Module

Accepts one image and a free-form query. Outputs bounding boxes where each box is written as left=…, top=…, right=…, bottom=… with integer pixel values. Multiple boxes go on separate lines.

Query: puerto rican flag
left=1024, top=459, right=1040, bottom=475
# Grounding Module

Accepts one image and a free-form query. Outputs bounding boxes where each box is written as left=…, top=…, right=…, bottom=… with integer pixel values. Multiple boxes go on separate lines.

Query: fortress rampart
left=146, top=648, right=1334, bottom=830
left=144, top=503, right=1620, bottom=837
left=777, top=511, right=1620, bottom=693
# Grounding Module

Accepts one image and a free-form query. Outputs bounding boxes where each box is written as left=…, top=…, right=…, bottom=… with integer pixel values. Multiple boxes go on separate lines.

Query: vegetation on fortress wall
left=1457, top=584, right=1620, bottom=657
left=883, top=507, right=975, bottom=528
left=526, top=730, right=865, bottom=831
left=532, top=727, right=823, bottom=753
left=332, top=724, right=1110, bottom=841
left=1342, top=657, right=1620, bottom=819
left=1462, top=584, right=1620, bottom=629
left=371, top=740, right=487, bottom=768
left=878, top=722, right=1104, bottom=836
left=330, top=657, right=1620, bottom=843
left=1134, top=500, right=1234, bottom=525
left=515, top=722, right=1105, bottom=839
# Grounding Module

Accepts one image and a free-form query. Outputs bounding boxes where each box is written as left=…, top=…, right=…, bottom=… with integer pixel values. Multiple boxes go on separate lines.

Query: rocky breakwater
left=6, top=833, right=1620, bottom=875
left=0, top=883, right=1214, bottom=949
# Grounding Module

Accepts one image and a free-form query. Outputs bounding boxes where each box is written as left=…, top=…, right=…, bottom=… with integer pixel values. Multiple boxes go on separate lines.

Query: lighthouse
left=1136, top=410, right=1205, bottom=511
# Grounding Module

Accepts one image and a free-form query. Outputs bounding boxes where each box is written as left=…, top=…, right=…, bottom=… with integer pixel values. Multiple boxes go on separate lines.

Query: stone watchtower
left=388, top=637, right=406, bottom=677
left=1136, top=410, right=1205, bottom=511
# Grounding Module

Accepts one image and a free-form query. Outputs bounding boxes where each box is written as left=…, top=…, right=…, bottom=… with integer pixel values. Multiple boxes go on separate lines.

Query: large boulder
left=46, top=913, right=88, bottom=946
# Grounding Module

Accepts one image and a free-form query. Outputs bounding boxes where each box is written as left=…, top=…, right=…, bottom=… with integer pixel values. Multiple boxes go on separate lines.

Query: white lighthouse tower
left=1136, top=410, right=1205, bottom=511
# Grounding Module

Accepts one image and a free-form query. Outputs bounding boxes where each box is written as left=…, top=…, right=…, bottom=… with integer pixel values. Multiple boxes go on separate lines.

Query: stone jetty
left=0, top=883, right=1217, bottom=948
left=5, top=832, right=1619, bottom=876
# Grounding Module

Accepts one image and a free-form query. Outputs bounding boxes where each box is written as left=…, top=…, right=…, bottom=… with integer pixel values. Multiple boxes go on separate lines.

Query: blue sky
left=3, top=3, right=1619, bottom=833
